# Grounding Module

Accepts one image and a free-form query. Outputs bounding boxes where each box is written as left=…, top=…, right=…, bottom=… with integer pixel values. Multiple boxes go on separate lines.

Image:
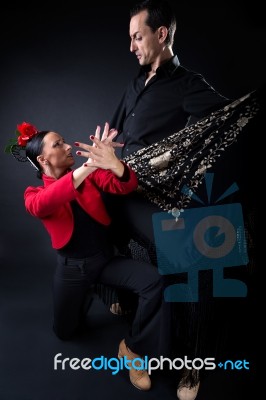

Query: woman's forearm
left=72, top=164, right=96, bottom=189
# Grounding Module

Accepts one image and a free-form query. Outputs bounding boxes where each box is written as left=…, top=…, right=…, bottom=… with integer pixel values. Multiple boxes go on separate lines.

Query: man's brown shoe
left=118, top=339, right=151, bottom=391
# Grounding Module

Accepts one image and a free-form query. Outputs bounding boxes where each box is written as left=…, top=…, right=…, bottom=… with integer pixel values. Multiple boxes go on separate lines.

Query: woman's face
left=39, top=132, right=74, bottom=178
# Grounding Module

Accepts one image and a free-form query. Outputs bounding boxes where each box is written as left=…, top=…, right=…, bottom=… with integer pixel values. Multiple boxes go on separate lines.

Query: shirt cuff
left=118, top=162, right=131, bottom=182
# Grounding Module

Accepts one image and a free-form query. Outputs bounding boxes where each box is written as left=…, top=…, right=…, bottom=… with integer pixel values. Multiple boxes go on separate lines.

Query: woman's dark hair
left=26, top=131, right=49, bottom=179
left=130, top=0, right=176, bottom=47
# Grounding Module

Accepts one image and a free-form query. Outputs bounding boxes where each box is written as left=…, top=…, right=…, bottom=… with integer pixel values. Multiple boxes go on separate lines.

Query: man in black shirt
left=111, top=0, right=229, bottom=159
left=106, top=2, right=230, bottom=399
left=108, top=0, right=229, bottom=243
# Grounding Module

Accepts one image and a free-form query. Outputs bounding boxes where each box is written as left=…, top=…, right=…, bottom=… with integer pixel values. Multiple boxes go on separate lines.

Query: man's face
left=129, top=10, right=161, bottom=66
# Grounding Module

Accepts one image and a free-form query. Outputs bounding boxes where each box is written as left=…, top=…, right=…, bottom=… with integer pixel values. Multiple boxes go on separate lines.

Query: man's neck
left=152, top=46, right=174, bottom=71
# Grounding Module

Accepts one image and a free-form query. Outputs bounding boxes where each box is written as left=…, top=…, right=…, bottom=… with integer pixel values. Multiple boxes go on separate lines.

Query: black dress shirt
left=110, top=55, right=230, bottom=158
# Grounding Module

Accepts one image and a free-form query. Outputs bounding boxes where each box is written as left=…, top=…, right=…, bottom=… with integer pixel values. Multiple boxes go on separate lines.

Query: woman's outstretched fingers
left=75, top=122, right=122, bottom=161
left=101, top=122, right=110, bottom=142
left=94, top=125, right=101, bottom=143
left=76, top=149, right=91, bottom=158
left=90, top=135, right=103, bottom=149
left=107, top=129, right=118, bottom=141
left=100, top=123, right=120, bottom=145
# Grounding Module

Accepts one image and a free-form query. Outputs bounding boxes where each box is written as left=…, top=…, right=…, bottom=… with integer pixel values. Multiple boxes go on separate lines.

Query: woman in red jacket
left=6, top=121, right=163, bottom=391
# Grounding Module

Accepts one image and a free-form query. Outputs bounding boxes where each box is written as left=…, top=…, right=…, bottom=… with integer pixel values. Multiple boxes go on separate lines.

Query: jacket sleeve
left=24, top=172, right=78, bottom=218
left=88, top=162, right=138, bottom=195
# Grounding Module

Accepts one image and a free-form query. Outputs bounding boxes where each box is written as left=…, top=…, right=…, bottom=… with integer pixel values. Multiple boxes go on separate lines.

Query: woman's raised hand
left=94, top=123, right=123, bottom=148
left=75, top=123, right=124, bottom=177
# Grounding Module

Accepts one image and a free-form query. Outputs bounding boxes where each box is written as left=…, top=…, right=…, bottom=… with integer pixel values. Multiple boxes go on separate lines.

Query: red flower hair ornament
left=16, top=122, right=39, bottom=147
left=4, top=121, right=39, bottom=163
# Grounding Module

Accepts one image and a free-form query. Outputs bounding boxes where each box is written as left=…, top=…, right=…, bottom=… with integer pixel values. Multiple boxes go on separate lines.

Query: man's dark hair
left=130, top=0, right=176, bottom=47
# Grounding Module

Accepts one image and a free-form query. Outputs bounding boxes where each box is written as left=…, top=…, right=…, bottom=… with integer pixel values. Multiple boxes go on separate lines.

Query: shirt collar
left=139, top=55, right=180, bottom=77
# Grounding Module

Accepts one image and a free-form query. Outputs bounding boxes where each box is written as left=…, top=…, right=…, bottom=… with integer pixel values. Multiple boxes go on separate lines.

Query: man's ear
left=158, top=26, right=168, bottom=43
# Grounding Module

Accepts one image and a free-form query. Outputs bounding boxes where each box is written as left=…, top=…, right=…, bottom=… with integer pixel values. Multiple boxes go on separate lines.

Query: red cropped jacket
left=24, top=163, right=138, bottom=249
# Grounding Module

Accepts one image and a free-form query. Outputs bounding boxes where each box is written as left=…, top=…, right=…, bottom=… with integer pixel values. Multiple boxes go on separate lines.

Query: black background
left=0, top=2, right=264, bottom=399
